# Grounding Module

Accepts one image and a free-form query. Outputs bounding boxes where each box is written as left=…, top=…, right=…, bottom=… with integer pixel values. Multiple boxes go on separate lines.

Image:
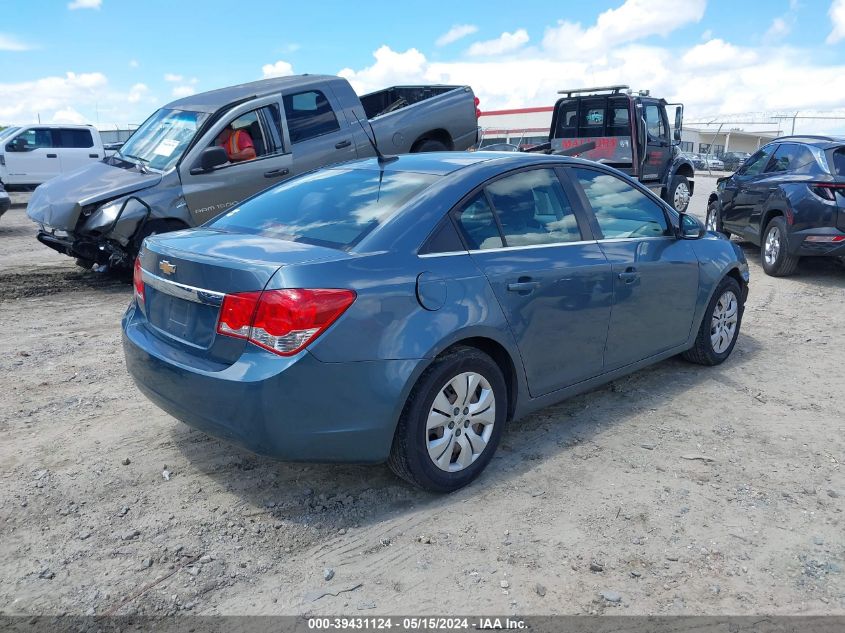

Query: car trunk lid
left=138, top=229, right=348, bottom=364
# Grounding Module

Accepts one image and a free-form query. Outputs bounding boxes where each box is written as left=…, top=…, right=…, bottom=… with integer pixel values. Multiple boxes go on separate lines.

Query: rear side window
left=57, top=128, right=93, bottom=148
left=767, top=143, right=819, bottom=174
left=455, top=192, right=503, bottom=250
left=486, top=169, right=582, bottom=246
left=210, top=168, right=436, bottom=249
left=283, top=90, right=340, bottom=143
left=572, top=168, right=670, bottom=239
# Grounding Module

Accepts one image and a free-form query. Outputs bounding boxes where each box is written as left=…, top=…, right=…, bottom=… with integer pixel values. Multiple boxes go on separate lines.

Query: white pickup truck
left=0, top=124, right=113, bottom=189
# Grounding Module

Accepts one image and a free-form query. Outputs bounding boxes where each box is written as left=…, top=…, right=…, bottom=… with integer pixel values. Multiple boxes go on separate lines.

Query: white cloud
left=0, top=72, right=107, bottom=124
left=681, top=38, right=758, bottom=70
left=68, top=0, right=102, bottom=9
left=467, top=29, right=529, bottom=56
left=436, top=24, right=478, bottom=47
left=827, top=0, right=845, bottom=43
left=51, top=107, right=87, bottom=124
left=339, top=46, right=427, bottom=94
left=765, top=16, right=791, bottom=39
left=543, top=0, right=705, bottom=57
left=261, top=60, right=294, bottom=78
left=0, top=33, right=33, bottom=51
left=164, top=73, right=183, bottom=83
left=127, top=83, right=148, bottom=103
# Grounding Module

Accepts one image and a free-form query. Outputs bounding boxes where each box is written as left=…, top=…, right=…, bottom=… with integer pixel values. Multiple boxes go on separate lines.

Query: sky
left=2, top=0, right=845, bottom=134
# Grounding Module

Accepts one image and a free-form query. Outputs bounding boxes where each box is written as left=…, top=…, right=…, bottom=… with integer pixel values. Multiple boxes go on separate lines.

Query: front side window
left=283, top=90, right=340, bottom=143
left=118, top=108, right=207, bottom=171
left=740, top=146, right=775, bottom=177
left=645, top=105, right=665, bottom=140
left=210, top=168, right=437, bottom=250
left=486, top=169, right=582, bottom=247
left=572, top=168, right=670, bottom=239
left=16, top=128, right=54, bottom=149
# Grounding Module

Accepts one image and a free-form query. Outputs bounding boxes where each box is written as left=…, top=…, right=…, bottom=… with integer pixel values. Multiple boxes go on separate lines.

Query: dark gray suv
left=706, top=135, right=845, bottom=276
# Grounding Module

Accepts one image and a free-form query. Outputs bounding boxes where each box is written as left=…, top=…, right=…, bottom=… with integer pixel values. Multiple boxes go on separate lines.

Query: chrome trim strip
left=141, top=269, right=225, bottom=307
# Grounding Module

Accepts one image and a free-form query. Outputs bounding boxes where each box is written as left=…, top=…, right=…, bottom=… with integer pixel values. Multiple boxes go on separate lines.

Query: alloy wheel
left=673, top=182, right=691, bottom=211
left=710, top=290, right=739, bottom=354
left=764, top=226, right=781, bottom=266
left=706, top=208, right=718, bottom=232
left=426, top=371, right=495, bottom=472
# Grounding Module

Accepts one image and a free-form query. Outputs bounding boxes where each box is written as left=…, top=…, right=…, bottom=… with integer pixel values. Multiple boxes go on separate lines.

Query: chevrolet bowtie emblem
left=159, top=260, right=177, bottom=275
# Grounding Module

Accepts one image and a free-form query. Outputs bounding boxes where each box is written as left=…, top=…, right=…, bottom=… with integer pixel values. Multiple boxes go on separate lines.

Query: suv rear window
left=209, top=168, right=437, bottom=249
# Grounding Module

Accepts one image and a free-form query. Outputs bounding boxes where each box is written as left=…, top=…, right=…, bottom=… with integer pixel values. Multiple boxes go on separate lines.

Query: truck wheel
left=412, top=139, right=448, bottom=153
left=667, top=176, right=691, bottom=213
left=706, top=201, right=731, bottom=238
left=683, top=276, right=743, bottom=366
left=761, top=216, right=799, bottom=277
left=388, top=346, right=506, bottom=493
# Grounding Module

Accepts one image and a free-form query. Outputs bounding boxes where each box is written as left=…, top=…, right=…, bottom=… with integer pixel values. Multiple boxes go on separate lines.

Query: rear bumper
left=787, top=227, right=845, bottom=257
left=122, top=303, right=423, bottom=463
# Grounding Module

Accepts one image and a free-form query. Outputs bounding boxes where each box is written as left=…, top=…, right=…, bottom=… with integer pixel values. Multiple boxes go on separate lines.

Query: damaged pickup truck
left=27, top=74, right=480, bottom=270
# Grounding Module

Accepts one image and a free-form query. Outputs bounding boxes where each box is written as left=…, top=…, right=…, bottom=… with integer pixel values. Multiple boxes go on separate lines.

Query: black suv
left=706, top=136, right=845, bottom=276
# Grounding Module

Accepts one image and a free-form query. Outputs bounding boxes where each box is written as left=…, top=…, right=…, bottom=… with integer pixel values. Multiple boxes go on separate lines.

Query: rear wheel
left=388, top=346, right=506, bottom=493
left=761, top=216, right=799, bottom=276
left=683, top=276, right=743, bottom=366
left=412, top=139, right=448, bottom=153
left=667, top=175, right=691, bottom=213
left=706, top=201, right=731, bottom=238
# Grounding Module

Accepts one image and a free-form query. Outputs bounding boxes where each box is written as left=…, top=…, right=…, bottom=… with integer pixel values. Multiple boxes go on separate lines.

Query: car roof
left=334, top=151, right=574, bottom=176
left=768, top=135, right=845, bottom=149
left=165, top=74, right=340, bottom=113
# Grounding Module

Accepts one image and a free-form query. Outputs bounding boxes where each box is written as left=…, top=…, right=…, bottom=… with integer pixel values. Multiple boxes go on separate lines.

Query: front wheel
left=683, top=276, right=744, bottom=366
left=667, top=175, right=691, bottom=213
left=706, top=202, right=731, bottom=238
left=388, top=346, right=506, bottom=493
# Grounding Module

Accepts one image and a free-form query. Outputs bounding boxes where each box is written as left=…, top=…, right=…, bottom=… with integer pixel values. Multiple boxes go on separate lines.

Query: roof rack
left=557, top=85, right=630, bottom=97
left=773, top=134, right=837, bottom=143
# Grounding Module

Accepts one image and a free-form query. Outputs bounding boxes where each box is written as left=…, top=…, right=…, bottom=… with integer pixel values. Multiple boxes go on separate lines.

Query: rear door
left=3, top=127, right=61, bottom=184
left=456, top=167, right=613, bottom=396
left=282, top=88, right=357, bottom=177
left=55, top=128, right=101, bottom=172
left=179, top=95, right=293, bottom=224
left=569, top=166, right=699, bottom=370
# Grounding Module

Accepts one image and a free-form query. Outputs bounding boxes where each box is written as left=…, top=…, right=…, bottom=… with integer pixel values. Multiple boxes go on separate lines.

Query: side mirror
left=192, top=146, right=228, bottom=174
left=679, top=213, right=705, bottom=239
left=674, top=107, right=683, bottom=141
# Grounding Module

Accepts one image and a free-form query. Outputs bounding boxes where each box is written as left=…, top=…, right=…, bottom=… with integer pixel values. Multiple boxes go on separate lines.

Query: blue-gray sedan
left=123, top=152, right=749, bottom=492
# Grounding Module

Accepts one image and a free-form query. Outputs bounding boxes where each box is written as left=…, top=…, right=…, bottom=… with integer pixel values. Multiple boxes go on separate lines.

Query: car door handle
left=264, top=168, right=290, bottom=179
left=617, top=267, right=640, bottom=284
left=46, top=154, right=57, bottom=158
left=506, top=279, right=541, bottom=293
left=335, top=140, right=352, bottom=149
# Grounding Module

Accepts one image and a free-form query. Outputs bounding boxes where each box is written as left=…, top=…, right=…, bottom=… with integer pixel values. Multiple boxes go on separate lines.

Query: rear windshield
left=209, top=168, right=438, bottom=249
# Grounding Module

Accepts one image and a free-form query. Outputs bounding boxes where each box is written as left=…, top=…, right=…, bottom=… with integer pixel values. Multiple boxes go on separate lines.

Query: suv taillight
left=216, top=288, right=356, bottom=356
left=809, top=183, right=845, bottom=201
left=474, top=96, right=481, bottom=119
left=133, top=257, right=145, bottom=305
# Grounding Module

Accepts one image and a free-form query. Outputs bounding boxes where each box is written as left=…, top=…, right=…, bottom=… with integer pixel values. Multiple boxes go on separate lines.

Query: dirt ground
left=0, top=176, right=843, bottom=617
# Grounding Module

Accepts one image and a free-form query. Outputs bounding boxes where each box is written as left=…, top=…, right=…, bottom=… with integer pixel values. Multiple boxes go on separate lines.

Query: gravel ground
left=0, top=176, right=843, bottom=617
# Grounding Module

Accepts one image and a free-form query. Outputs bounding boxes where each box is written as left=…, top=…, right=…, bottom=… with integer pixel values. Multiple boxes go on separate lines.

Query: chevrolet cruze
left=123, top=152, right=749, bottom=492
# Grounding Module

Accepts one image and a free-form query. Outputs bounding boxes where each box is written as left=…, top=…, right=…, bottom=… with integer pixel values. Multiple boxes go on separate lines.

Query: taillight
left=133, top=257, right=145, bottom=305
left=216, top=288, right=356, bottom=356
left=474, top=96, right=481, bottom=119
left=809, top=183, right=845, bottom=201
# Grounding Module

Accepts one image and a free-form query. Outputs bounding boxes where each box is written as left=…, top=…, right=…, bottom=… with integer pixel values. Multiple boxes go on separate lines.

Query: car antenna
left=351, top=110, right=398, bottom=165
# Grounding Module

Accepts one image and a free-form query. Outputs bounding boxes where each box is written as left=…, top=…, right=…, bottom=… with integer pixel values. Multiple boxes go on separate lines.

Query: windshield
left=117, top=108, right=207, bottom=171
left=209, top=168, right=438, bottom=249
left=0, top=127, right=20, bottom=143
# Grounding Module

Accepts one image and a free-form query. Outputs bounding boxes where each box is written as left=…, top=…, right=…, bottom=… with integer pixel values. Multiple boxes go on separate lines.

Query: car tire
left=683, top=276, right=744, bottom=366
left=667, top=175, right=691, bottom=213
left=412, top=139, right=448, bottom=153
left=761, top=216, right=799, bottom=277
left=388, top=346, right=507, bottom=493
left=705, top=201, right=731, bottom=238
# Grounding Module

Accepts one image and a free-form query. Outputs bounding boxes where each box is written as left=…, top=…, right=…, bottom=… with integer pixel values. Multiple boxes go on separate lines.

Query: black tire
left=666, top=175, right=691, bottom=213
left=706, top=201, right=731, bottom=238
left=412, top=139, right=448, bottom=153
left=388, top=346, right=507, bottom=493
left=75, top=257, right=94, bottom=270
left=761, top=216, right=799, bottom=277
left=683, top=276, right=744, bottom=366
